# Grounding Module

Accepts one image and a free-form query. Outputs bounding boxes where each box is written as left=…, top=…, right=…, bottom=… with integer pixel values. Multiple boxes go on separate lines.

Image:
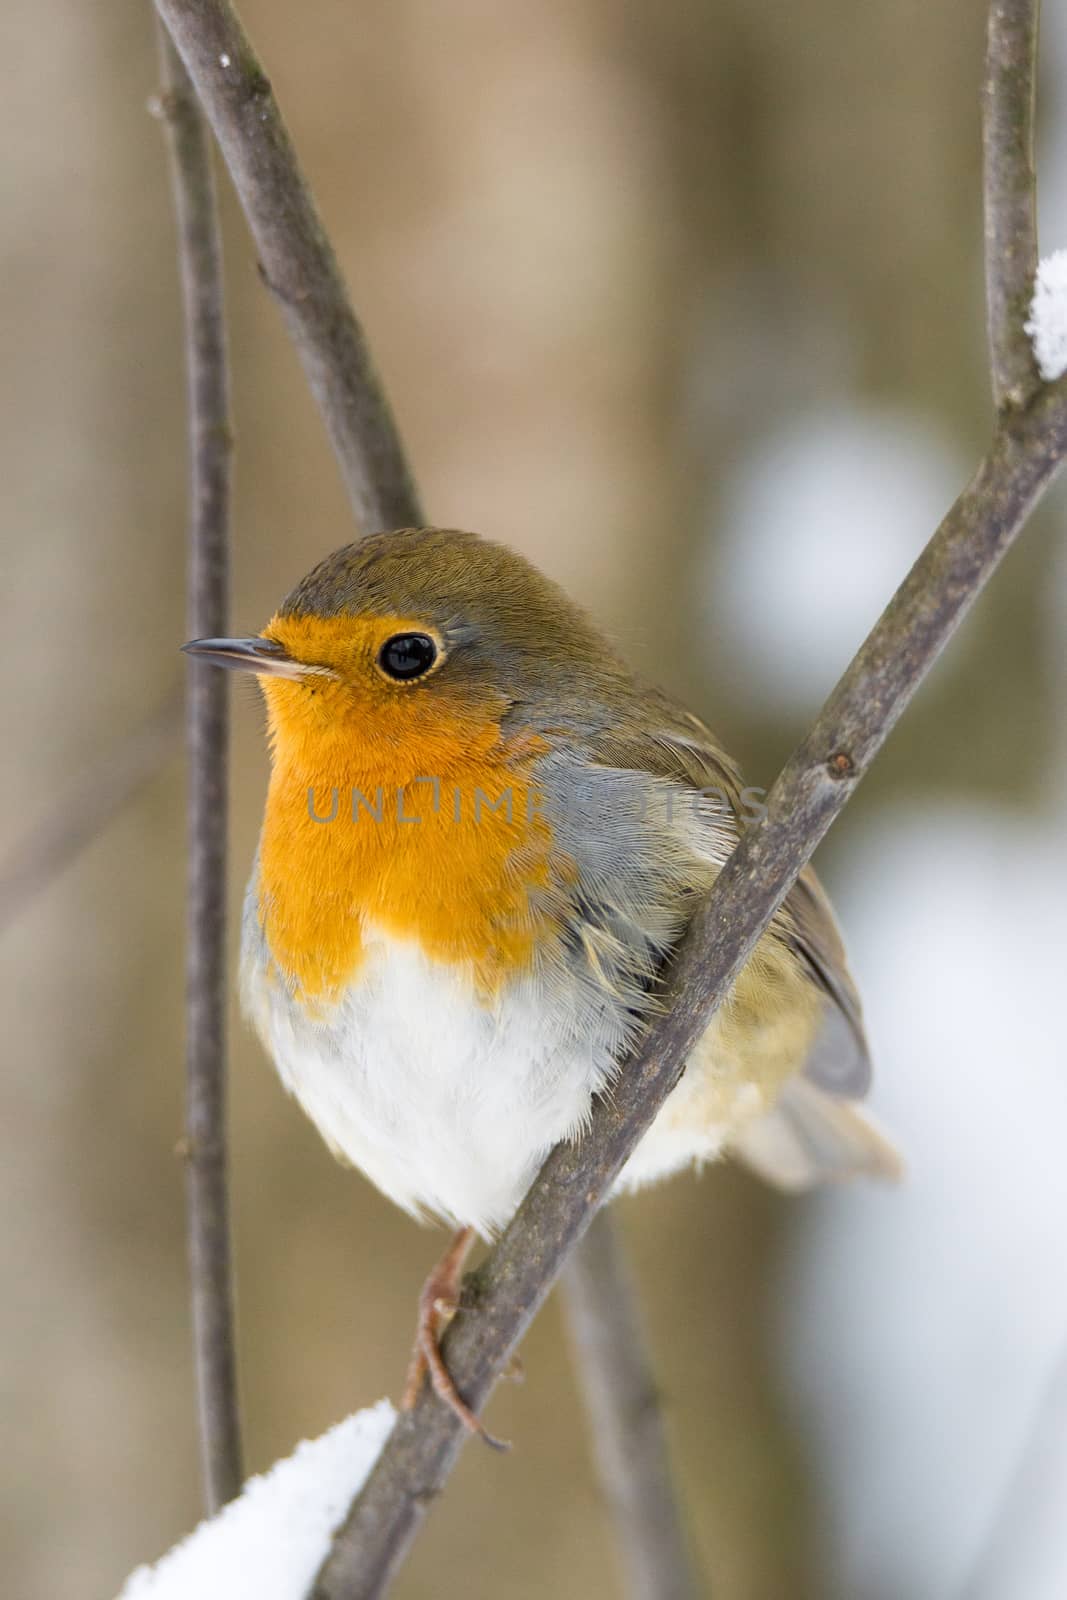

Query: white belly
left=243, top=924, right=741, bottom=1236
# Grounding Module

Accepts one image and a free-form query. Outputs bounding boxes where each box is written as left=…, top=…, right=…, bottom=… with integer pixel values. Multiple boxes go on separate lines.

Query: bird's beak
left=181, top=636, right=334, bottom=680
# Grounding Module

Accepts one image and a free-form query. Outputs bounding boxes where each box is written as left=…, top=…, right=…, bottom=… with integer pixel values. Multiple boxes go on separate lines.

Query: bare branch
left=562, top=1213, right=702, bottom=1600
left=984, top=0, right=1041, bottom=408
left=0, top=692, right=181, bottom=937
left=152, top=0, right=421, bottom=533
left=310, top=380, right=1067, bottom=1597
left=156, top=25, right=243, bottom=1513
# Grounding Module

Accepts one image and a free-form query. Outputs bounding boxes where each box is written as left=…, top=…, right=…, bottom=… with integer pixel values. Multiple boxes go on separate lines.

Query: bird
left=183, top=526, right=900, bottom=1444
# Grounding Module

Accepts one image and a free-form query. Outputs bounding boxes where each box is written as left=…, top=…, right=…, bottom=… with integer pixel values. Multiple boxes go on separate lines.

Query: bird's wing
left=586, top=690, right=748, bottom=811
left=586, top=690, right=871, bottom=1100
left=776, top=864, right=872, bottom=1098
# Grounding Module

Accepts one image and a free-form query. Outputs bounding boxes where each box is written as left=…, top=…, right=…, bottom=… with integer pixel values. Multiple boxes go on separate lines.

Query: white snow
left=1026, top=250, right=1067, bottom=380
left=116, top=1402, right=395, bottom=1600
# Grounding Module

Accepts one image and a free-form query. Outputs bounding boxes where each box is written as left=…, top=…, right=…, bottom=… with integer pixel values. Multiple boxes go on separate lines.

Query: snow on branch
left=117, top=1404, right=395, bottom=1600
left=1027, top=251, right=1067, bottom=381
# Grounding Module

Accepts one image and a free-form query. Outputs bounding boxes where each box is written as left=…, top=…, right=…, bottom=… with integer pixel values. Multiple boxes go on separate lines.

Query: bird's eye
left=377, top=632, right=438, bottom=682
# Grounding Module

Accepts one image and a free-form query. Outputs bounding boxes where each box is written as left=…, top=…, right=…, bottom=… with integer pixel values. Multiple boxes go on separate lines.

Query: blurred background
left=3, top=2, right=1066, bottom=1596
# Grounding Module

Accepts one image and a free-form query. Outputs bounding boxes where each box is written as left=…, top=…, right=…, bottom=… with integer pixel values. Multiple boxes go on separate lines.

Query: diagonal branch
left=156, top=25, right=243, bottom=1513
left=153, top=0, right=422, bottom=534
left=983, top=0, right=1041, bottom=408
left=562, top=1213, right=702, bottom=1600
left=311, top=380, right=1067, bottom=1600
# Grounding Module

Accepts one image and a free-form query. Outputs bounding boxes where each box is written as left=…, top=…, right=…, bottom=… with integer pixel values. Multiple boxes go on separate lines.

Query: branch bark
left=310, top=387, right=1067, bottom=1599
left=562, top=1213, right=702, bottom=1600
left=153, top=0, right=422, bottom=533
left=156, top=25, right=243, bottom=1513
left=984, top=0, right=1041, bottom=408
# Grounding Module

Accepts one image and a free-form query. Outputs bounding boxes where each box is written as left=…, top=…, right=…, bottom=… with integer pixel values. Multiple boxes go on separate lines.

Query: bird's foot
left=401, top=1225, right=509, bottom=1451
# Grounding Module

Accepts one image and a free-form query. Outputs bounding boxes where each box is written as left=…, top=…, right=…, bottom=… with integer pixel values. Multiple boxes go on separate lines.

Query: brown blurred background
left=3, top=3, right=1064, bottom=1598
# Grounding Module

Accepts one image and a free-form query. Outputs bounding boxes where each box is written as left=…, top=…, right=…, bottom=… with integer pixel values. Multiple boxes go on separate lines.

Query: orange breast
left=257, top=718, right=560, bottom=1007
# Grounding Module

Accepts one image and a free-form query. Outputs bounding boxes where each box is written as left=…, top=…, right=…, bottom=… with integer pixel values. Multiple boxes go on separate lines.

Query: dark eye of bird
left=378, top=632, right=438, bottom=681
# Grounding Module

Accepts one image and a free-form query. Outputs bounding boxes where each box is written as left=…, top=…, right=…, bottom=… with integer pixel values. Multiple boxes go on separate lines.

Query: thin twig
left=152, top=0, right=422, bottom=533
left=984, top=0, right=1041, bottom=408
left=0, top=692, right=182, bottom=938
left=562, top=1213, right=702, bottom=1600
left=156, top=25, right=243, bottom=1513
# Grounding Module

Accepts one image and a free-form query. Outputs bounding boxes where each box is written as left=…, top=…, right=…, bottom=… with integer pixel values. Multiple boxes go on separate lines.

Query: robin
left=184, top=526, right=899, bottom=1445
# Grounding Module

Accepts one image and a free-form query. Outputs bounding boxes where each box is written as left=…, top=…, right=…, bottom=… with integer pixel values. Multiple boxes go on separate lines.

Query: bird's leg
left=400, top=1225, right=508, bottom=1450
left=400, top=1225, right=473, bottom=1413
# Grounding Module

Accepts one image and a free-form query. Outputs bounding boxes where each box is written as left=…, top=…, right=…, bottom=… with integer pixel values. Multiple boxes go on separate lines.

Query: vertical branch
left=153, top=0, right=421, bottom=533
left=562, top=1213, right=702, bottom=1600
left=155, top=25, right=243, bottom=1513
left=983, top=0, right=1041, bottom=408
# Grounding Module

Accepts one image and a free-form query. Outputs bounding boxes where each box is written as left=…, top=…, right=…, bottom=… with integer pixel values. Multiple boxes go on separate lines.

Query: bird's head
left=183, top=527, right=625, bottom=780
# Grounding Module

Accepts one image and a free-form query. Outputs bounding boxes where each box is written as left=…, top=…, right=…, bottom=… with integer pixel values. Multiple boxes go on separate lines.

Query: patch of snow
left=116, top=1402, right=395, bottom=1600
left=1026, top=251, right=1067, bottom=380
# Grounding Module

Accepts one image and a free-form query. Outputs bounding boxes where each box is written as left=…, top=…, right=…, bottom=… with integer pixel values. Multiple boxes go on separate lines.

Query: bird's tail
left=730, top=1076, right=903, bottom=1192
